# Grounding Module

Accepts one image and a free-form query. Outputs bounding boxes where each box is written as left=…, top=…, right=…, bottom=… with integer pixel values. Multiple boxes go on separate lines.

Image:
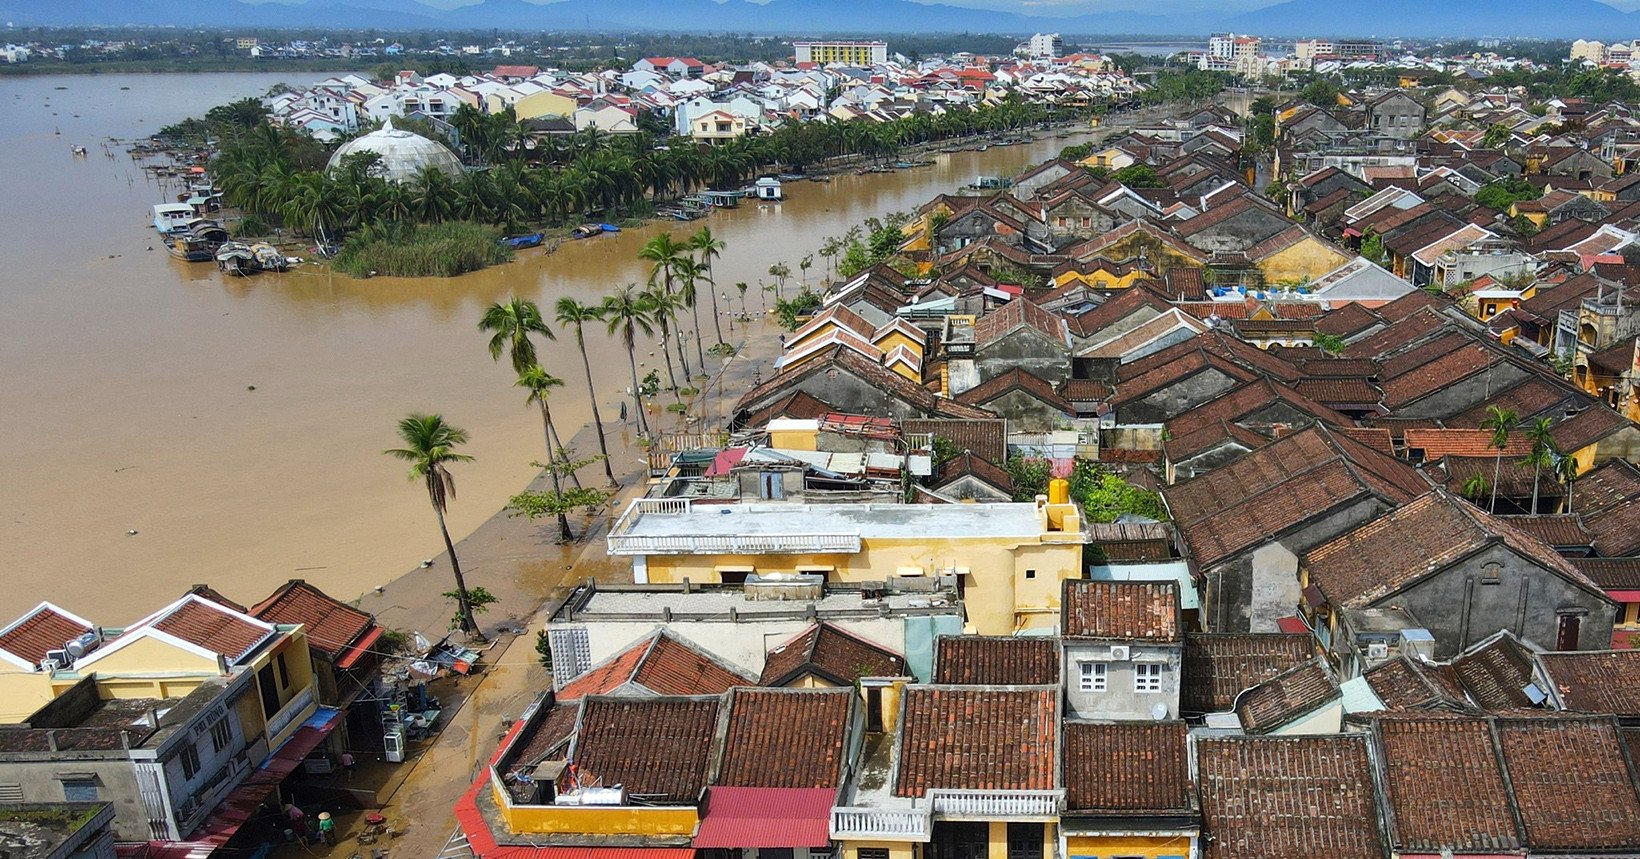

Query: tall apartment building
left=794, top=40, right=889, bottom=66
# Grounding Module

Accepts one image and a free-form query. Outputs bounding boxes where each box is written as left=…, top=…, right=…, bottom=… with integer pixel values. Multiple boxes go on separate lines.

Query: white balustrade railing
left=607, top=532, right=861, bottom=555
left=829, top=805, right=932, bottom=841
left=929, top=789, right=1063, bottom=819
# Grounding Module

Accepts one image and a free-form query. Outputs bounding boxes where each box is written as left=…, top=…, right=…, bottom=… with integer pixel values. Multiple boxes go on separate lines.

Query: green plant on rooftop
left=1007, top=455, right=1054, bottom=502
left=1066, top=460, right=1169, bottom=523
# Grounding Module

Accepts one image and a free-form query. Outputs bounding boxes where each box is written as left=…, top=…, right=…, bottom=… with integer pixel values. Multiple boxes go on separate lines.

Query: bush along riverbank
left=332, top=221, right=513, bottom=278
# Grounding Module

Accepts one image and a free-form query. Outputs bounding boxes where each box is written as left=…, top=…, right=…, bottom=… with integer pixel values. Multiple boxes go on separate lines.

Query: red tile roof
left=717, top=688, right=852, bottom=788
left=1371, top=716, right=1522, bottom=853
left=933, top=636, right=1060, bottom=685
left=149, top=596, right=273, bottom=662
left=973, top=298, right=1070, bottom=349
left=759, top=623, right=904, bottom=686
left=250, top=580, right=376, bottom=661
left=574, top=697, right=719, bottom=805
left=1235, top=659, right=1339, bottom=733
left=1182, top=634, right=1313, bottom=715
left=902, top=419, right=1007, bottom=465
left=1062, top=721, right=1191, bottom=813
left=1360, top=658, right=1466, bottom=711
left=1197, top=736, right=1385, bottom=859
left=1403, top=428, right=1531, bottom=458
left=955, top=368, right=1072, bottom=413
left=1495, top=716, right=1640, bottom=852
left=557, top=631, right=753, bottom=700
left=894, top=686, right=1057, bottom=796
left=0, top=603, right=92, bottom=667
left=1061, top=580, right=1180, bottom=641
left=1538, top=651, right=1640, bottom=716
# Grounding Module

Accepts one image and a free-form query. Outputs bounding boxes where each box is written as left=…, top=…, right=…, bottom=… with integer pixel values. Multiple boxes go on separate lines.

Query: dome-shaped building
left=327, top=117, right=464, bottom=184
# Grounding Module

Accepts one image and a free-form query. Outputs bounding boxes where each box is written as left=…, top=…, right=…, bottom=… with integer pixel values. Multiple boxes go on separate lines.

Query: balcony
left=265, top=686, right=316, bottom=747
left=830, top=805, right=932, bottom=841
left=929, top=790, right=1063, bottom=820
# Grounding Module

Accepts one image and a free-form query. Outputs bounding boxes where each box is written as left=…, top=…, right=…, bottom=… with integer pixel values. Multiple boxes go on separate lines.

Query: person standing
left=340, top=751, right=356, bottom=781
left=317, top=812, right=335, bottom=845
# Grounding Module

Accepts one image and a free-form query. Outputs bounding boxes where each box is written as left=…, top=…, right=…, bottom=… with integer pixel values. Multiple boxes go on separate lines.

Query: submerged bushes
left=332, top=221, right=512, bottom=278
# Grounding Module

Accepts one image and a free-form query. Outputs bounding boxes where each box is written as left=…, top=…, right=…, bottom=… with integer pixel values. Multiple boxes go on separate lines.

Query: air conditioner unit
left=1366, top=641, right=1390, bottom=660
left=43, top=649, right=69, bottom=672
left=1109, top=645, right=1131, bottom=661
left=38, top=657, right=61, bottom=673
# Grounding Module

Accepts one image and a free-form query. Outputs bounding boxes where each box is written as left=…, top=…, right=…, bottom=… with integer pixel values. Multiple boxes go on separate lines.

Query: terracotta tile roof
left=1196, top=735, right=1385, bottom=859
left=1550, top=404, right=1632, bottom=455
left=558, top=631, right=754, bottom=700
left=1064, top=285, right=1171, bottom=340
left=1296, top=357, right=1379, bottom=377
left=759, top=622, right=904, bottom=686
left=1495, top=715, right=1640, bottom=852
left=955, top=368, right=1072, bottom=413
left=250, top=579, right=375, bottom=661
left=1403, top=428, right=1531, bottom=459
left=736, top=345, right=994, bottom=423
left=933, top=451, right=1014, bottom=497
left=0, top=603, right=92, bottom=667
left=934, top=636, right=1060, bottom=685
left=1361, top=657, right=1466, bottom=711
left=1498, top=514, right=1593, bottom=548
left=1063, top=721, right=1191, bottom=813
left=574, top=696, right=719, bottom=804
left=1291, top=376, right=1383, bottom=406
left=1315, top=303, right=1386, bottom=338
left=1059, top=378, right=1113, bottom=401
left=1569, top=458, right=1640, bottom=514
left=903, top=418, right=1007, bottom=465
left=1165, top=377, right=1346, bottom=442
left=1235, top=658, right=1340, bottom=733
left=1430, top=454, right=1559, bottom=500
left=1061, top=580, right=1179, bottom=641
left=149, top=595, right=273, bottom=662
left=1342, top=311, right=1450, bottom=363
left=1538, top=651, right=1640, bottom=716
left=1382, top=342, right=1506, bottom=410
left=893, top=686, right=1057, bottom=796
left=741, top=391, right=836, bottom=428
left=1569, top=557, right=1640, bottom=590
left=1306, top=490, right=1599, bottom=609
left=717, top=687, right=852, bottom=788
left=972, top=298, right=1070, bottom=349
left=1164, top=419, right=1272, bottom=463
left=1181, top=633, right=1313, bottom=715
left=1450, top=632, right=1542, bottom=710
left=1372, top=715, right=1522, bottom=852
left=186, top=584, right=247, bottom=614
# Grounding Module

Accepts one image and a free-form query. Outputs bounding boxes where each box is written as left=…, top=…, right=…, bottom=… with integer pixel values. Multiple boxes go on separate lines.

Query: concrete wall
left=0, top=763, right=145, bottom=842
left=976, top=330, right=1070, bottom=385
left=1120, top=369, right=1242, bottom=424
left=976, top=389, right=1071, bottom=434
left=1392, top=543, right=1617, bottom=657
left=562, top=615, right=916, bottom=678
left=1267, top=699, right=1342, bottom=735
left=1203, top=498, right=1386, bottom=632
left=1395, top=361, right=1530, bottom=419
left=1062, top=641, right=1182, bottom=720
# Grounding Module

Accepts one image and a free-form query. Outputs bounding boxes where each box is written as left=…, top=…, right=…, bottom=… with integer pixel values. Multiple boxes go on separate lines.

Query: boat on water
left=751, top=176, right=783, bottom=201
left=570, top=224, right=603, bottom=239
left=152, top=202, right=195, bottom=234
left=163, top=219, right=229, bottom=262
left=216, top=241, right=293, bottom=275
left=597, top=223, right=621, bottom=233
left=501, top=232, right=545, bottom=249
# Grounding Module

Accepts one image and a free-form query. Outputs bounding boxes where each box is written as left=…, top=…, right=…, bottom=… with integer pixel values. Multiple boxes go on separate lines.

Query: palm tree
left=1521, top=416, right=1558, bottom=514
left=383, top=414, right=480, bottom=637
left=688, top=226, right=728, bottom=345
left=601, top=284, right=654, bottom=437
left=1557, top=452, right=1580, bottom=513
left=735, top=282, right=749, bottom=317
left=676, top=257, right=709, bottom=370
left=478, top=298, right=555, bottom=374
left=555, top=297, right=619, bottom=486
left=1480, top=405, right=1518, bottom=514
left=768, top=262, right=791, bottom=300
left=639, top=235, right=692, bottom=379
left=517, top=366, right=575, bottom=542
left=1462, top=474, right=1490, bottom=505
left=641, top=284, right=683, bottom=394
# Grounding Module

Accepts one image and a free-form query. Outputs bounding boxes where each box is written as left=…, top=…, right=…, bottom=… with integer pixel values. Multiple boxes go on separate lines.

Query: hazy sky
left=402, top=0, right=1273, bottom=13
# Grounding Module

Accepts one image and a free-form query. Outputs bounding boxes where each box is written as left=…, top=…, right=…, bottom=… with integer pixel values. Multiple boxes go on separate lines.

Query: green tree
left=508, top=449, right=610, bottom=544
left=441, top=586, right=498, bottom=632
left=1312, top=332, right=1346, bottom=355
left=774, top=289, right=823, bottom=331
left=1299, top=78, right=1341, bottom=108
left=1065, top=460, right=1169, bottom=523
left=1360, top=228, right=1388, bottom=265
left=1520, top=416, right=1559, bottom=514
left=1110, top=164, right=1164, bottom=188
left=383, top=414, right=481, bottom=637
left=478, top=298, right=555, bottom=374
left=1480, top=405, right=1519, bottom=514
left=1007, top=456, right=1054, bottom=502
left=1481, top=123, right=1512, bottom=149
left=687, top=226, right=728, bottom=346
left=1475, top=177, right=1543, bottom=211
left=601, top=284, right=655, bottom=437
left=555, top=298, right=619, bottom=486
left=517, top=366, right=576, bottom=541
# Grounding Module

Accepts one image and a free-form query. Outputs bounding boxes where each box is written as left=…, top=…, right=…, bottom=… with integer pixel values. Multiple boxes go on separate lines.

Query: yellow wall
left=512, top=90, right=577, bottom=121
left=1066, top=833, right=1194, bottom=859
left=874, top=330, right=925, bottom=357
left=0, top=673, right=58, bottom=723
left=768, top=425, right=819, bottom=451
left=642, top=531, right=1083, bottom=635
left=1257, top=237, right=1351, bottom=284
left=493, top=783, right=698, bottom=836
left=1052, top=268, right=1147, bottom=291
left=82, top=636, right=219, bottom=676
left=841, top=842, right=916, bottom=859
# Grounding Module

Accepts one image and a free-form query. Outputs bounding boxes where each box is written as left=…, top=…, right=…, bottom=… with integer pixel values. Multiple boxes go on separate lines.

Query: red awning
left=1609, top=590, right=1640, bottom=602
left=693, top=787, right=836, bottom=849
left=530, top=850, right=694, bottom=859
left=139, top=708, right=343, bottom=859
left=336, top=626, right=385, bottom=670
left=1275, top=616, right=1310, bottom=635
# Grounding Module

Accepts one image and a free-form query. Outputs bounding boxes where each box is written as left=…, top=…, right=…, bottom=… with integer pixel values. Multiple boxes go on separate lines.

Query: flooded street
left=0, top=71, right=1092, bottom=621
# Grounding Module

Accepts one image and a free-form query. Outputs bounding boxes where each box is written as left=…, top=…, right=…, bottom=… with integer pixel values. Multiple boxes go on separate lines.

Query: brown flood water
left=0, top=71, right=1092, bottom=621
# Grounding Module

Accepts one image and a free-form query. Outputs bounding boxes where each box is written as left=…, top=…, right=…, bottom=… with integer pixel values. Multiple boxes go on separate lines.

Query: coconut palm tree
left=383, top=414, right=480, bottom=637
left=639, top=234, right=692, bottom=378
left=601, top=284, right=654, bottom=437
left=676, top=256, right=709, bottom=370
left=517, top=366, right=575, bottom=542
left=478, top=298, right=555, bottom=374
left=1521, top=416, right=1558, bottom=514
left=1557, top=452, right=1580, bottom=513
left=1480, top=404, right=1518, bottom=514
left=555, top=297, right=619, bottom=486
left=688, top=226, right=727, bottom=345
left=1462, top=474, right=1490, bottom=505
left=641, top=284, right=683, bottom=394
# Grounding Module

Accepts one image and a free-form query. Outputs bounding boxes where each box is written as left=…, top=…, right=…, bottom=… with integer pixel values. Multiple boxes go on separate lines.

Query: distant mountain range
left=2, top=0, right=1637, bottom=40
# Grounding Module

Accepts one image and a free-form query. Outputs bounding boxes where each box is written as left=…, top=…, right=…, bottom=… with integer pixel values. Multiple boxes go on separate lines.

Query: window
left=0, top=784, right=21, bottom=803
left=1078, top=662, right=1107, bottom=692
left=1024, top=569, right=1036, bottom=580
left=275, top=652, right=289, bottom=689
left=180, top=744, right=201, bottom=780
left=62, top=780, right=97, bottom=802
left=859, top=850, right=890, bottom=859
left=1134, top=662, right=1164, bottom=692
left=210, top=717, right=233, bottom=754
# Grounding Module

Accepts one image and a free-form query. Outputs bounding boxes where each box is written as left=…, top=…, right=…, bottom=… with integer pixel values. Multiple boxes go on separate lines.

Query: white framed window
left=1134, top=662, right=1164, bottom=693
left=1078, top=661, right=1108, bottom=692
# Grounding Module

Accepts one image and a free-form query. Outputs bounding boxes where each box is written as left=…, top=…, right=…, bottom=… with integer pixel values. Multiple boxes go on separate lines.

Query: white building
left=1021, top=33, right=1064, bottom=60
left=793, top=40, right=889, bottom=66
left=1571, top=39, right=1607, bottom=64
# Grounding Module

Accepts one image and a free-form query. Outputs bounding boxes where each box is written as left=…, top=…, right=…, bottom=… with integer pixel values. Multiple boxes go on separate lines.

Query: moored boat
left=597, top=223, right=620, bottom=233
left=164, top=219, right=229, bottom=262
left=570, top=224, right=603, bottom=239
left=501, top=232, right=545, bottom=249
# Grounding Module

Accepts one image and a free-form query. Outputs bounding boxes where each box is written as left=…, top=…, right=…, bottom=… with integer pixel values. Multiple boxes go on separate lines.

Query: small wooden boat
left=598, top=223, right=620, bottom=233
left=165, top=219, right=229, bottom=262
left=501, top=232, right=545, bottom=249
left=570, top=224, right=603, bottom=239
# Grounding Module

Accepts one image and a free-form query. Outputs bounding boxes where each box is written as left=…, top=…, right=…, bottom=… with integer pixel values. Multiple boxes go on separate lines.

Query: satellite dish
left=1150, top=702, right=1169, bottom=721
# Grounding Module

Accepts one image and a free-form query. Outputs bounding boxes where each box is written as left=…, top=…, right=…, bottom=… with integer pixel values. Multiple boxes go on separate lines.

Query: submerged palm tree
left=688, top=226, right=727, bottom=346
left=517, top=366, right=575, bottom=542
left=676, top=256, right=709, bottom=370
left=478, top=297, right=555, bottom=374
left=1480, top=405, right=1518, bottom=514
left=383, top=414, right=480, bottom=637
left=602, top=284, right=655, bottom=437
left=641, top=283, right=683, bottom=394
left=555, top=297, right=618, bottom=486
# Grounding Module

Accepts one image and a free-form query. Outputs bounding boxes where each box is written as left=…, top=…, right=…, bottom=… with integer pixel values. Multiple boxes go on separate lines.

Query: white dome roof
left=327, top=117, right=464, bottom=184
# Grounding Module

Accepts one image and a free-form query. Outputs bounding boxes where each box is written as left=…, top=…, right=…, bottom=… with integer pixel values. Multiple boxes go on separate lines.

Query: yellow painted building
left=1255, top=234, right=1352, bottom=285
left=508, top=89, right=577, bottom=121
left=607, top=497, right=1087, bottom=635
left=1051, top=266, right=1149, bottom=291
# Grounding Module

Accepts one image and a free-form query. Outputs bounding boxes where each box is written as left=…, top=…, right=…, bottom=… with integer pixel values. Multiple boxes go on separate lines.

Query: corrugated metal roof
left=693, top=787, right=836, bottom=848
